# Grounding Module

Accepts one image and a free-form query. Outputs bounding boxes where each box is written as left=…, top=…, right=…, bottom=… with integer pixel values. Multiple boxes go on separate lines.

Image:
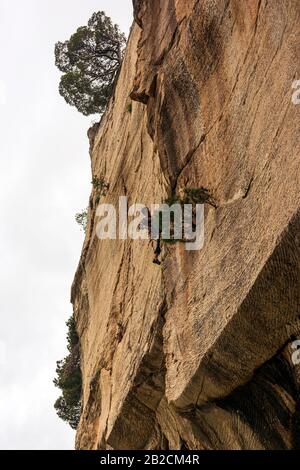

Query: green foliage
left=160, top=187, right=213, bottom=244
left=66, top=316, right=80, bottom=351
left=163, top=194, right=181, bottom=207
left=54, top=316, right=82, bottom=430
left=163, top=188, right=213, bottom=207
left=183, top=187, right=212, bottom=205
left=55, top=11, right=126, bottom=115
left=54, top=396, right=81, bottom=431
left=126, top=102, right=132, bottom=113
left=91, top=175, right=109, bottom=195
left=75, top=209, right=88, bottom=232
left=75, top=176, right=108, bottom=233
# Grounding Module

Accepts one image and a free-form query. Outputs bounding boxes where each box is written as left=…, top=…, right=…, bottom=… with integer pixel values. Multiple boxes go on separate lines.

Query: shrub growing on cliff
left=161, top=187, right=214, bottom=244
left=75, top=209, right=88, bottom=232
left=91, top=175, right=109, bottom=194
left=55, top=11, right=126, bottom=115
left=54, top=316, right=82, bottom=430
left=183, top=187, right=213, bottom=205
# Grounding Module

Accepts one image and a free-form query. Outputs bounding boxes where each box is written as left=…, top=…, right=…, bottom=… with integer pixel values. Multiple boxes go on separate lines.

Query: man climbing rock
left=139, top=207, right=162, bottom=266
left=153, top=239, right=161, bottom=265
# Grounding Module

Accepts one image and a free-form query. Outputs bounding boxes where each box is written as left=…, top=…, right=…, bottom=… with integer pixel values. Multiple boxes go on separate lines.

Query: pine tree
left=55, top=11, right=126, bottom=115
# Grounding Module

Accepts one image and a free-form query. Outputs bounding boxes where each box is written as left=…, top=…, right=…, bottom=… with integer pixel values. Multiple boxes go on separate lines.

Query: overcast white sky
left=0, top=0, right=133, bottom=450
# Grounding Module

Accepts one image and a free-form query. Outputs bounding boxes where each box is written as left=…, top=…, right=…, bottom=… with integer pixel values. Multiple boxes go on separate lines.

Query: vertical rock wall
left=73, top=0, right=300, bottom=449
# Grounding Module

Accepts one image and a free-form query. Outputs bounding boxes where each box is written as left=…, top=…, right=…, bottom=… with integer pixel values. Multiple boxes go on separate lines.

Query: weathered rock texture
left=72, top=0, right=300, bottom=449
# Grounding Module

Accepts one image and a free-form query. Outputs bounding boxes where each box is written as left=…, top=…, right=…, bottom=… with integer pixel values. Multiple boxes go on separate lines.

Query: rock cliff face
left=72, top=0, right=300, bottom=449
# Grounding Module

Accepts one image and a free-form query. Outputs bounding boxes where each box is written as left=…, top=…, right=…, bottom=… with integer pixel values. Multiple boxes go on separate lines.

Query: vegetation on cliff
left=55, top=11, right=126, bottom=116
left=75, top=175, right=109, bottom=233
left=75, top=209, right=88, bottom=232
left=161, top=187, right=214, bottom=244
left=54, top=316, right=82, bottom=429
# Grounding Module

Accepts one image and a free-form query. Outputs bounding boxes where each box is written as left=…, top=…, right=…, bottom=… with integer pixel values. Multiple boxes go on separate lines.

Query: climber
left=139, top=207, right=162, bottom=265
left=153, top=239, right=162, bottom=265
